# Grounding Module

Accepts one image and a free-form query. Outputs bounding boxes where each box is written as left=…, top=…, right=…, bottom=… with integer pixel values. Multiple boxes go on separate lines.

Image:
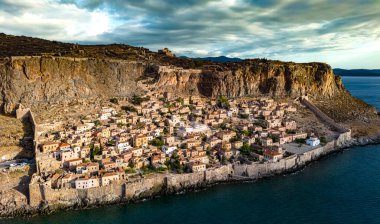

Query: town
left=35, top=93, right=322, bottom=190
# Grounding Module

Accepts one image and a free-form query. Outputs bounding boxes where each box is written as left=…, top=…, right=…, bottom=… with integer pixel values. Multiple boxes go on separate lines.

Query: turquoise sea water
left=2, top=76, right=380, bottom=224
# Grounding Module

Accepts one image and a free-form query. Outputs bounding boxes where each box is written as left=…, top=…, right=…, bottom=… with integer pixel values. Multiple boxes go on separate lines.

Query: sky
left=0, top=0, right=379, bottom=69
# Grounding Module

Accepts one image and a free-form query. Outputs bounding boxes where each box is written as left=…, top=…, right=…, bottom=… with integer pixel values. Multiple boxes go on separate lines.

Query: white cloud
left=0, top=0, right=113, bottom=41
left=1, top=0, right=380, bottom=68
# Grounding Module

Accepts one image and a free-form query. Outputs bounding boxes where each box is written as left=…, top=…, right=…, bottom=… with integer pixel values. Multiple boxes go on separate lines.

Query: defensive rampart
left=26, top=132, right=350, bottom=213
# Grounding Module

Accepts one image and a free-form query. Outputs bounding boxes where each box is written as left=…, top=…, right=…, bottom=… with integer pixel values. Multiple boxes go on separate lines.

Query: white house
left=176, top=123, right=212, bottom=138
left=306, top=137, right=320, bottom=147
left=100, top=112, right=111, bottom=120
left=162, top=146, right=177, bottom=155
left=168, top=115, right=181, bottom=126
left=116, top=141, right=131, bottom=153
left=153, top=129, right=161, bottom=137
left=75, top=177, right=100, bottom=189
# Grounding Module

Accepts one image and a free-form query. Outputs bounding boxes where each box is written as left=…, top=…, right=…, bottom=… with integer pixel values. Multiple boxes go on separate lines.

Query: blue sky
left=0, top=0, right=379, bottom=69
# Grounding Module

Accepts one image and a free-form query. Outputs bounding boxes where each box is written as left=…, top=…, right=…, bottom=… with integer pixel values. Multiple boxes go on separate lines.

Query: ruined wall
left=300, top=98, right=350, bottom=133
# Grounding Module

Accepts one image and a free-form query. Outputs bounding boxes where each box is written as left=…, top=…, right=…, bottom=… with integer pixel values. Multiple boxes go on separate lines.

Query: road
left=0, top=159, right=33, bottom=169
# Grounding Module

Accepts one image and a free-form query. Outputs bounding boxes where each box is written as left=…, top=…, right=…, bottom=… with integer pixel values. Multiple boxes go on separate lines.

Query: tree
left=242, top=130, right=250, bottom=136
left=217, top=96, right=230, bottom=108
left=239, top=114, right=249, bottom=119
left=239, top=144, right=252, bottom=156
left=122, top=105, right=137, bottom=113
left=131, top=95, right=150, bottom=105
left=150, top=138, right=164, bottom=147
left=136, top=122, right=145, bottom=129
left=230, top=134, right=242, bottom=143
left=295, top=138, right=306, bottom=144
left=94, top=120, right=101, bottom=126
left=176, top=97, right=184, bottom=105
left=110, top=98, right=119, bottom=104
left=201, top=134, right=208, bottom=142
left=90, top=146, right=102, bottom=160
left=107, top=139, right=116, bottom=146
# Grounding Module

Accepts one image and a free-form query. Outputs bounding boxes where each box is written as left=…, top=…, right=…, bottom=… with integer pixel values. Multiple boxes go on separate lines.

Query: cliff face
left=0, top=56, right=346, bottom=114
left=153, top=61, right=345, bottom=98
left=0, top=56, right=148, bottom=113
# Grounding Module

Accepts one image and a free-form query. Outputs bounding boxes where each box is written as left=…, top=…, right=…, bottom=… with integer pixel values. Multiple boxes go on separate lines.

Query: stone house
left=261, top=138, right=273, bottom=147
left=101, top=172, right=120, bottom=186
left=232, top=141, right=243, bottom=149
left=41, top=142, right=59, bottom=153
left=215, top=131, right=236, bottom=142
left=263, top=148, right=283, bottom=162
left=189, top=162, right=206, bottom=172
left=61, top=148, right=79, bottom=163
left=64, top=158, right=83, bottom=171
left=133, top=134, right=148, bottom=147
left=120, top=151, right=133, bottom=163
left=131, top=148, right=143, bottom=157
left=103, top=161, right=118, bottom=171
left=75, top=176, right=100, bottom=189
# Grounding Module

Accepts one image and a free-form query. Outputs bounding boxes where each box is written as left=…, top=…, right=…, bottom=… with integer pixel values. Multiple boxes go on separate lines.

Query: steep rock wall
left=0, top=56, right=148, bottom=113
left=1, top=57, right=347, bottom=114
left=154, top=62, right=345, bottom=98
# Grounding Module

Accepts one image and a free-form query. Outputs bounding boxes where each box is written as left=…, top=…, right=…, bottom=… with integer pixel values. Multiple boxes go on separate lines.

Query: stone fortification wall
left=300, top=98, right=349, bottom=133
left=23, top=131, right=351, bottom=215
left=232, top=132, right=349, bottom=179
left=28, top=165, right=233, bottom=210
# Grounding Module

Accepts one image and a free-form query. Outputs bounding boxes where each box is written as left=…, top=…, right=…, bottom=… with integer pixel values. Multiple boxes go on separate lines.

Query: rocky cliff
left=1, top=56, right=346, bottom=113
left=0, top=34, right=376, bottom=123
left=153, top=61, right=345, bottom=98
left=0, top=56, right=148, bottom=113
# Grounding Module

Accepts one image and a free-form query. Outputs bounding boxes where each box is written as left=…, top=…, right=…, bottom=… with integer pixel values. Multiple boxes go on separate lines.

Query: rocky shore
left=1, top=131, right=379, bottom=219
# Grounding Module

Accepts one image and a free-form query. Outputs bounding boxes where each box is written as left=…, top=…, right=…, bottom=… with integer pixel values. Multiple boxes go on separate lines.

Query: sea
left=2, top=76, right=380, bottom=224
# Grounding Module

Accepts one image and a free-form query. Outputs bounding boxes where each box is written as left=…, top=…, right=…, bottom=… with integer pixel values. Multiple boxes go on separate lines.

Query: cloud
left=0, top=0, right=112, bottom=41
left=0, top=0, right=379, bottom=68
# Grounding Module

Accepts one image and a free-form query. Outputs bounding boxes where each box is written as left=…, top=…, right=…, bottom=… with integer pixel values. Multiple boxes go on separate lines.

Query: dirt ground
left=289, top=102, right=338, bottom=141
left=0, top=115, right=24, bottom=147
left=344, top=118, right=380, bottom=138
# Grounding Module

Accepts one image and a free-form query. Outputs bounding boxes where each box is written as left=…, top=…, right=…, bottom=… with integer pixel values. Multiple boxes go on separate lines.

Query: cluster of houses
left=37, top=93, right=320, bottom=190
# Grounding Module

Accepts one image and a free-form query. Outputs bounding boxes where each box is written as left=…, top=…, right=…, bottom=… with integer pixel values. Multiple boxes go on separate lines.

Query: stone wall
left=27, top=164, right=233, bottom=211
left=124, top=175, right=165, bottom=201
left=300, top=98, right=349, bottom=133
left=21, top=131, right=352, bottom=216
left=232, top=131, right=349, bottom=179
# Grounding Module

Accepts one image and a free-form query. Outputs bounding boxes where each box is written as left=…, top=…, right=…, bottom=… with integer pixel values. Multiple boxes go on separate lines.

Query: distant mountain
left=334, top=69, right=380, bottom=76
left=180, top=55, right=243, bottom=63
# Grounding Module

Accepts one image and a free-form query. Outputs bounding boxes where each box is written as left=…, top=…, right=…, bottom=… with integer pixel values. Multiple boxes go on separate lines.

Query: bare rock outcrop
left=0, top=56, right=148, bottom=113
left=153, top=61, right=344, bottom=98
left=0, top=189, right=30, bottom=217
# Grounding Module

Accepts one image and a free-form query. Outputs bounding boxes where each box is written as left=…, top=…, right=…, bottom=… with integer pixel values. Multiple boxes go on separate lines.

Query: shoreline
left=1, top=132, right=379, bottom=219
